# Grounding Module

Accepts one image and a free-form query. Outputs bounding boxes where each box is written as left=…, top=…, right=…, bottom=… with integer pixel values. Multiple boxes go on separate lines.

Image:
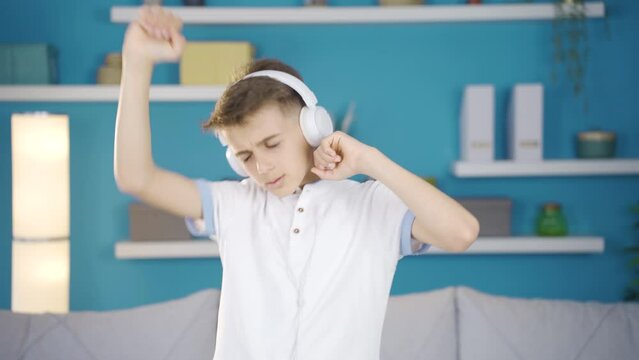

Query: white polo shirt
left=186, top=178, right=429, bottom=360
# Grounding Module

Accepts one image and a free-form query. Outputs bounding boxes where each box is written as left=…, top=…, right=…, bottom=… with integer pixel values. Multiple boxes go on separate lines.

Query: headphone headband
left=242, top=70, right=318, bottom=108
left=220, top=68, right=333, bottom=178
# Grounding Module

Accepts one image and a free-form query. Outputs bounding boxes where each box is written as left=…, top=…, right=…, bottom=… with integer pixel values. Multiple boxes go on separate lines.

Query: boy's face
left=221, top=102, right=318, bottom=197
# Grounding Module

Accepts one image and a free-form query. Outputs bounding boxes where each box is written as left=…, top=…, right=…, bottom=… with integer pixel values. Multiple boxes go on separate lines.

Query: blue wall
left=0, top=99, right=10, bottom=310
left=1, top=0, right=638, bottom=311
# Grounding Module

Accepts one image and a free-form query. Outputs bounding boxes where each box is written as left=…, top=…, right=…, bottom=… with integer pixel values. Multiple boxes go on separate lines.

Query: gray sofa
left=1, top=286, right=637, bottom=359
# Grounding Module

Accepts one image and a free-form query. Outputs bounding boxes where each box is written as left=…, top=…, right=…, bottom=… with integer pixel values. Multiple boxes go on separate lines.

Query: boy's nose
left=255, top=156, right=275, bottom=175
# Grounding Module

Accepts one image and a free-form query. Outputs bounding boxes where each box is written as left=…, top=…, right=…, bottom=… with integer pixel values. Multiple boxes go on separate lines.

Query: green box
left=0, top=44, right=58, bottom=84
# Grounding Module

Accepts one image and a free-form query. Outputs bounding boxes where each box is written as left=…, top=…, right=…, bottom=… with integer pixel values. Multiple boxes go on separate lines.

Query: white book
left=460, top=85, right=495, bottom=162
left=508, top=84, right=543, bottom=161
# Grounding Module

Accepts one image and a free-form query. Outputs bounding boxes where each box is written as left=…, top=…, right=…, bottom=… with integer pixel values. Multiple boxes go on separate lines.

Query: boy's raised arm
left=311, top=131, right=480, bottom=253
left=114, top=6, right=202, bottom=220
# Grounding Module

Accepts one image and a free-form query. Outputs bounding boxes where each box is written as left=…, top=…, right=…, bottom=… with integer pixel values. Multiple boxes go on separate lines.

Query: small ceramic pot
left=97, top=67, right=122, bottom=85
left=105, top=53, right=122, bottom=68
left=576, top=130, right=616, bottom=158
left=97, top=53, right=122, bottom=85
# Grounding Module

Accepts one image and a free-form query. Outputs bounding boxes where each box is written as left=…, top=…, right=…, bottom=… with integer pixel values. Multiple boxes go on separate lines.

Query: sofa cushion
left=457, top=286, right=639, bottom=360
left=380, top=286, right=457, bottom=360
left=0, top=311, right=30, bottom=359
left=0, top=288, right=220, bottom=360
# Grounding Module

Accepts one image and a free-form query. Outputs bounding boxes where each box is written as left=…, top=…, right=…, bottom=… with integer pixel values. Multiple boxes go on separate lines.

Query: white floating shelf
left=111, top=3, right=605, bottom=25
left=452, top=159, right=639, bottom=177
left=115, top=240, right=220, bottom=259
left=428, top=237, right=604, bottom=255
left=0, top=85, right=224, bottom=102
left=115, top=237, right=603, bottom=259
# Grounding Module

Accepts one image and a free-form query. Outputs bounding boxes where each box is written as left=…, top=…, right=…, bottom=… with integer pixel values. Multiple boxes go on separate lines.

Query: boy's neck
left=273, top=170, right=320, bottom=198
left=299, top=170, right=320, bottom=189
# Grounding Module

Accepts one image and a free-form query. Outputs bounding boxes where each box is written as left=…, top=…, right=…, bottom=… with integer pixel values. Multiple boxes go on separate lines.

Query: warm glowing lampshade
left=11, top=112, right=70, bottom=313
left=12, top=240, right=70, bottom=313
left=11, top=112, right=69, bottom=239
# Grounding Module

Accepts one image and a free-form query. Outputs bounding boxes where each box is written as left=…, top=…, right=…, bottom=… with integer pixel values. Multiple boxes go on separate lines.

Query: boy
left=114, top=6, right=479, bottom=360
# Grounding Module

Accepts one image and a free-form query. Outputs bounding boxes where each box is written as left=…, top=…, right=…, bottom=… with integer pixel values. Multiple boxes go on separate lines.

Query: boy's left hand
left=311, top=131, right=375, bottom=180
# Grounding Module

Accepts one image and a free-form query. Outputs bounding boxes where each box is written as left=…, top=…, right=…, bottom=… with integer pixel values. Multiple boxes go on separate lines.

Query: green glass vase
left=536, top=203, right=568, bottom=236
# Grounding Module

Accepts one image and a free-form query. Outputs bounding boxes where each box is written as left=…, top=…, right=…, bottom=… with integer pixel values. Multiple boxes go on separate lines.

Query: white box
left=460, top=85, right=495, bottom=162
left=508, top=84, right=543, bottom=161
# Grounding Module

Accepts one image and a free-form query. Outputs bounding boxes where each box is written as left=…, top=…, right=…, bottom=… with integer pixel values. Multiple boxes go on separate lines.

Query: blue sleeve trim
left=184, top=179, right=215, bottom=238
left=400, top=210, right=431, bottom=256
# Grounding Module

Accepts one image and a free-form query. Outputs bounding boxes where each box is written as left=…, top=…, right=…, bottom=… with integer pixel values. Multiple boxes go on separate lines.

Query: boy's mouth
left=266, top=175, right=285, bottom=187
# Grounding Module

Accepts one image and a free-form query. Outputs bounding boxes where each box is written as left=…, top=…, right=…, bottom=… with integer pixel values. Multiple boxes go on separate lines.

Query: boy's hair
left=202, top=59, right=305, bottom=132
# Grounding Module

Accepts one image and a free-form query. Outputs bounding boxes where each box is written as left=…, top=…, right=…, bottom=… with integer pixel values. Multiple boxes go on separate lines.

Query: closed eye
left=241, top=143, right=278, bottom=162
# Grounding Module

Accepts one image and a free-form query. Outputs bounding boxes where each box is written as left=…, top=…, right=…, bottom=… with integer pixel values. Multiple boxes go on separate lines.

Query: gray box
left=454, top=197, right=512, bottom=236
left=129, top=202, right=191, bottom=241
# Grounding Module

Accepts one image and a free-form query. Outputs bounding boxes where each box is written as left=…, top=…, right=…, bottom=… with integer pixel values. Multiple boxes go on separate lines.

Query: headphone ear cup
left=314, top=106, right=334, bottom=138
left=299, top=106, right=334, bottom=148
left=226, top=147, right=248, bottom=177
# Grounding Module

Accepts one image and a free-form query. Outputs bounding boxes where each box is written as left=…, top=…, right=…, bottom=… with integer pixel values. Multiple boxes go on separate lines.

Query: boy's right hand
left=122, top=5, right=186, bottom=65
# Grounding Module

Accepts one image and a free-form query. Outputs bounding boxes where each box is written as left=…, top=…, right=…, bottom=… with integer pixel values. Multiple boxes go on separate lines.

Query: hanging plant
left=552, top=0, right=589, bottom=110
left=624, top=201, right=639, bottom=302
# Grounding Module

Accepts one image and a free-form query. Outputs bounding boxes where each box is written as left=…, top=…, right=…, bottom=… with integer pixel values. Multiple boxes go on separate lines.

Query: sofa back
left=456, top=286, right=639, bottom=360
left=381, top=286, right=457, bottom=360
left=381, top=286, right=639, bottom=360
left=2, top=286, right=638, bottom=360
left=0, top=289, right=219, bottom=360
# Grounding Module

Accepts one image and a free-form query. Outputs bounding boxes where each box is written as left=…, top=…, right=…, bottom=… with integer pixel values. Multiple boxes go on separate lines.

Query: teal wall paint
left=0, top=105, right=10, bottom=310
left=1, top=0, right=638, bottom=310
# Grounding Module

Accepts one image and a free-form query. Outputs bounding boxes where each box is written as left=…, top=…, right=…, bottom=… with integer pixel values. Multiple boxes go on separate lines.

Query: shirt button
left=297, top=207, right=304, bottom=213
left=293, top=228, right=300, bottom=234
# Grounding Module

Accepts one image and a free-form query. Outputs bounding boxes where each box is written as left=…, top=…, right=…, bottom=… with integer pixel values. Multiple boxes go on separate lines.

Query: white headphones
left=219, top=70, right=334, bottom=177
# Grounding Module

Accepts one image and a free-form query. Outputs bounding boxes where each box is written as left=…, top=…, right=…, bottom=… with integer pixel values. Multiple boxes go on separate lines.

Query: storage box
left=129, top=202, right=191, bottom=241
left=180, top=41, right=254, bottom=85
left=508, top=83, right=543, bottom=161
left=454, top=197, right=512, bottom=236
left=460, top=85, right=495, bottom=162
left=0, top=44, right=58, bottom=84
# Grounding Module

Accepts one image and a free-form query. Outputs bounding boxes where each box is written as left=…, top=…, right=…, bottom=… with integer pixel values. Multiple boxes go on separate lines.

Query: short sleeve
left=399, top=210, right=431, bottom=256
left=362, top=180, right=427, bottom=261
left=184, top=179, right=215, bottom=239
